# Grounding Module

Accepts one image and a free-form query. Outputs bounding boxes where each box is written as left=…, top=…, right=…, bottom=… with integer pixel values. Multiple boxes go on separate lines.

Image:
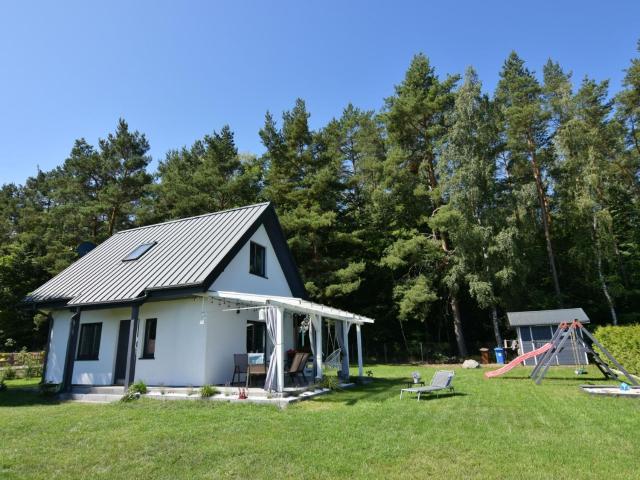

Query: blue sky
left=0, top=1, right=638, bottom=185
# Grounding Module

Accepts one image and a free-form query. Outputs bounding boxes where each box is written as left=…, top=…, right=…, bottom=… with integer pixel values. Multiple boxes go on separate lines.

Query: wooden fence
left=0, top=351, right=45, bottom=368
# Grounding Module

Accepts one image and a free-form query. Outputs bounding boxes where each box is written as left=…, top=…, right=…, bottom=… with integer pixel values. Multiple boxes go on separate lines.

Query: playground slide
left=484, top=342, right=553, bottom=378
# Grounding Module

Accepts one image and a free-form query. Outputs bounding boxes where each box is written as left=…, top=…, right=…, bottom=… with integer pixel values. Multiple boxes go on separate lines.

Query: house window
left=123, top=242, right=156, bottom=261
left=247, top=321, right=266, bottom=353
left=142, top=318, right=157, bottom=359
left=77, top=323, right=102, bottom=360
left=249, top=242, right=266, bottom=277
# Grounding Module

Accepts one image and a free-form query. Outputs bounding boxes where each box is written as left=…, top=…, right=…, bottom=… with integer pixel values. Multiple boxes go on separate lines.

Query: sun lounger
left=400, top=370, right=455, bottom=400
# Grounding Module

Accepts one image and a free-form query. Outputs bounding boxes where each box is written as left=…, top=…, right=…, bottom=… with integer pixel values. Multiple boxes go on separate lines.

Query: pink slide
left=484, top=343, right=553, bottom=378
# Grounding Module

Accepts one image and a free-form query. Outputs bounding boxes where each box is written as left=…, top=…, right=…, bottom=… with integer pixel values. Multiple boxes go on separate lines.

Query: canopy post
left=314, top=314, right=323, bottom=380
left=61, top=308, right=81, bottom=393
left=341, top=320, right=351, bottom=379
left=356, top=323, right=364, bottom=378
left=124, top=304, right=140, bottom=389
left=276, top=306, right=285, bottom=393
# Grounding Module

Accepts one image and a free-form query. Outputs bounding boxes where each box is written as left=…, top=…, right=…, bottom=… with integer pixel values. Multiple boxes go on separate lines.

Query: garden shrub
left=319, top=375, right=342, bottom=391
left=128, top=380, right=148, bottom=394
left=120, top=390, right=140, bottom=402
left=26, top=364, right=43, bottom=378
left=200, top=384, right=218, bottom=398
left=2, top=366, right=16, bottom=380
left=593, top=324, right=640, bottom=375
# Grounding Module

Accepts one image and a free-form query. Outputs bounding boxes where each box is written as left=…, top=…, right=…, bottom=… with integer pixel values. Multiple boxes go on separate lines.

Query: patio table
left=405, top=381, right=425, bottom=388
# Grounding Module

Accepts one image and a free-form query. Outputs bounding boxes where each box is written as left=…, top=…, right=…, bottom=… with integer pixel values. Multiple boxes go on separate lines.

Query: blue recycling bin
left=494, top=347, right=505, bottom=364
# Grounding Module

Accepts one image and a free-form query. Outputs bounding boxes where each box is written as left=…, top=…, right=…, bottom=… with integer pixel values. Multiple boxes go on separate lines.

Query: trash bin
left=494, top=347, right=505, bottom=364
left=479, top=348, right=490, bottom=365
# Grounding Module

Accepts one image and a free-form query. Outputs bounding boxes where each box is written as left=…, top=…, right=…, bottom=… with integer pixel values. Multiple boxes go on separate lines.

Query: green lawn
left=1, top=365, right=638, bottom=479
left=4, top=378, right=40, bottom=389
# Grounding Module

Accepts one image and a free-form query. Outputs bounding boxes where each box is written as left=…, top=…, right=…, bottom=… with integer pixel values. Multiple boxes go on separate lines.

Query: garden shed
left=507, top=308, right=590, bottom=366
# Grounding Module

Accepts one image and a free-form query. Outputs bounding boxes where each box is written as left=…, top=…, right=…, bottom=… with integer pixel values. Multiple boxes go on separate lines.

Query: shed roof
left=507, top=308, right=590, bottom=327
left=25, top=202, right=306, bottom=307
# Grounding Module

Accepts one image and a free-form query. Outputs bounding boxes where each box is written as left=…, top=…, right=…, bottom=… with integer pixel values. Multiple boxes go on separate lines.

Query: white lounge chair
left=400, top=370, right=455, bottom=400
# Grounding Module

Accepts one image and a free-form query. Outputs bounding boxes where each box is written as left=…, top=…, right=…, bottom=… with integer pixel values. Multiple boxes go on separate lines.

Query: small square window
left=142, top=318, right=157, bottom=359
left=249, top=242, right=266, bottom=277
left=123, top=242, right=156, bottom=261
left=77, top=323, right=102, bottom=360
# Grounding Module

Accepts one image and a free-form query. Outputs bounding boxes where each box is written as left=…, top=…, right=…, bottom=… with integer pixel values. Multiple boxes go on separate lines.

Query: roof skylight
left=123, top=242, right=156, bottom=261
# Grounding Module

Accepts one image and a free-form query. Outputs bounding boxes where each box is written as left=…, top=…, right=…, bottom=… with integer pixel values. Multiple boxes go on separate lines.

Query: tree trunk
left=528, top=138, right=562, bottom=304
left=398, top=318, right=410, bottom=359
left=108, top=206, right=119, bottom=237
left=423, top=149, right=468, bottom=359
left=593, top=217, right=618, bottom=325
left=450, top=296, right=467, bottom=358
left=491, top=305, right=502, bottom=346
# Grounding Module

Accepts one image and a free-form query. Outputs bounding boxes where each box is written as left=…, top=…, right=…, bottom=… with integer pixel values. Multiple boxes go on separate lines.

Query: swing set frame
left=530, top=320, right=639, bottom=386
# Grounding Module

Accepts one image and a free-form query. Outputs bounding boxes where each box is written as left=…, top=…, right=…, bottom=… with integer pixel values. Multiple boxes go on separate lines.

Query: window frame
left=122, top=242, right=157, bottom=262
left=246, top=320, right=267, bottom=353
left=141, top=318, right=157, bottom=360
left=76, top=322, right=102, bottom=361
left=249, top=241, right=267, bottom=278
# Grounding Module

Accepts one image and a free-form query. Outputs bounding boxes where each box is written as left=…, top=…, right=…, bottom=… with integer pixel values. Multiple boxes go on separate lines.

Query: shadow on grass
left=494, top=375, right=606, bottom=382
left=0, top=389, right=61, bottom=407
left=398, top=391, right=467, bottom=401
left=311, top=377, right=466, bottom=406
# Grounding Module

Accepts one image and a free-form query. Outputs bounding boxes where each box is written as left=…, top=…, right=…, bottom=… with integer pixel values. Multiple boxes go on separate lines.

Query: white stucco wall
left=135, top=299, right=207, bottom=386
left=209, top=224, right=293, bottom=297
left=72, top=307, right=130, bottom=385
left=203, top=304, right=252, bottom=385
left=44, top=309, right=73, bottom=384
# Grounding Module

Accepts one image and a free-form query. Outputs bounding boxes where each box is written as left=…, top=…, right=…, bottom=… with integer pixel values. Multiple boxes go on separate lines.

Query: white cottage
left=25, top=203, right=373, bottom=394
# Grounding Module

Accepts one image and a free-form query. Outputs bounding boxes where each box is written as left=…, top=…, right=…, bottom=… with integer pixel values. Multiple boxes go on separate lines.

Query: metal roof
left=507, top=308, right=590, bottom=327
left=26, top=202, right=303, bottom=307
left=206, top=291, right=375, bottom=324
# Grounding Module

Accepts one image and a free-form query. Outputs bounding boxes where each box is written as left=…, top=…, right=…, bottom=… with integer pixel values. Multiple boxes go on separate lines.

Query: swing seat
left=324, top=348, right=342, bottom=370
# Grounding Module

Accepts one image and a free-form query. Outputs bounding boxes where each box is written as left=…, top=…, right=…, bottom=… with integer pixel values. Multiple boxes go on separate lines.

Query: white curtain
left=263, top=306, right=278, bottom=392
left=308, top=315, right=316, bottom=378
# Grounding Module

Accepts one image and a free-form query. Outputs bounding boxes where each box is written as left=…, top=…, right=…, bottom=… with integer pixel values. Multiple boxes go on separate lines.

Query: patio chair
left=287, top=352, right=310, bottom=385
left=400, top=370, right=455, bottom=401
left=232, top=353, right=248, bottom=385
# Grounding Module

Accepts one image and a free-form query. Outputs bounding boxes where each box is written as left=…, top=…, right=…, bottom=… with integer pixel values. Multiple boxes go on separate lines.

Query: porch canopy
left=201, top=290, right=374, bottom=393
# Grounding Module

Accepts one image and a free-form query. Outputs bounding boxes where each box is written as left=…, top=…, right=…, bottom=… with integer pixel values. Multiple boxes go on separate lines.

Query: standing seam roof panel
left=70, top=225, right=165, bottom=304
left=111, top=214, right=218, bottom=300
left=140, top=208, right=245, bottom=289
left=71, top=226, right=161, bottom=303
left=183, top=207, right=260, bottom=283
left=157, top=208, right=251, bottom=286
left=27, top=203, right=271, bottom=306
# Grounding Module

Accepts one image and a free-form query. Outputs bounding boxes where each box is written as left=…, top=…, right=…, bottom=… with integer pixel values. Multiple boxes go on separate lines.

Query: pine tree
left=150, top=126, right=262, bottom=221
left=54, top=119, right=152, bottom=241
left=260, top=99, right=345, bottom=301
left=434, top=68, right=518, bottom=345
left=496, top=52, right=562, bottom=304
left=380, top=54, right=468, bottom=356
left=556, top=78, right=626, bottom=324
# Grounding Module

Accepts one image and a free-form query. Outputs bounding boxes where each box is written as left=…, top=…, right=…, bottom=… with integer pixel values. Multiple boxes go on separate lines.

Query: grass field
left=1, top=364, right=639, bottom=479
